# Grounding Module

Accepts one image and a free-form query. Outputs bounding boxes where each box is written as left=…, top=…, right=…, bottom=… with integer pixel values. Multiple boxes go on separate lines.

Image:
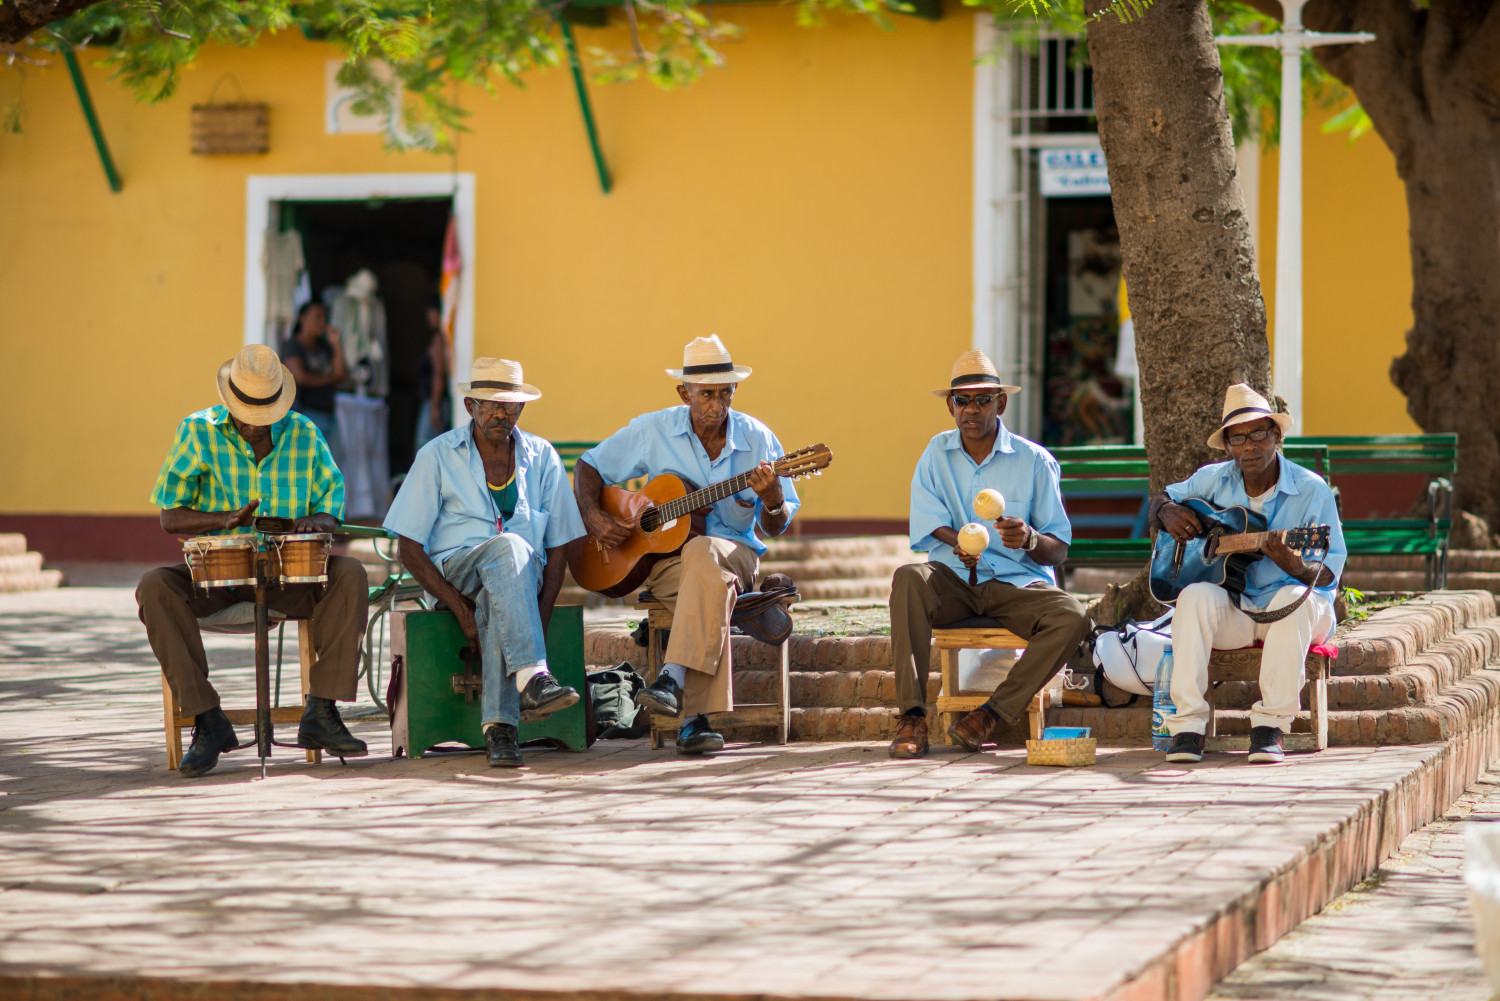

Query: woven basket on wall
left=190, top=98, right=268, bottom=155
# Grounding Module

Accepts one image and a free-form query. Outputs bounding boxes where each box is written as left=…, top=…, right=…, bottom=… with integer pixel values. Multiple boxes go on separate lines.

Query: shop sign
left=1039, top=147, right=1110, bottom=197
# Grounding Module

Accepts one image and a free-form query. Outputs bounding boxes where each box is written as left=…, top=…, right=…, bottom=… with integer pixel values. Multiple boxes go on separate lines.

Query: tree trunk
left=1084, top=0, right=1274, bottom=620
left=1086, top=0, right=1274, bottom=496
left=1303, top=0, right=1500, bottom=526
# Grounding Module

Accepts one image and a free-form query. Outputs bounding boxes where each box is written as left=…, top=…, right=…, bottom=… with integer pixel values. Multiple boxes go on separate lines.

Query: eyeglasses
left=472, top=399, right=523, bottom=416
left=951, top=394, right=998, bottom=408
left=1226, top=428, right=1274, bottom=447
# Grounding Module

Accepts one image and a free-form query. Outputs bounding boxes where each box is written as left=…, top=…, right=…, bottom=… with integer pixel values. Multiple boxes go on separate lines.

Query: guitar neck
left=658, top=470, right=759, bottom=522
left=1216, top=529, right=1287, bottom=554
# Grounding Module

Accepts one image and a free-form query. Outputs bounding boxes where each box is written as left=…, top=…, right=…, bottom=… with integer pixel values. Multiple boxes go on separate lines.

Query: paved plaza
left=0, top=587, right=1494, bottom=1001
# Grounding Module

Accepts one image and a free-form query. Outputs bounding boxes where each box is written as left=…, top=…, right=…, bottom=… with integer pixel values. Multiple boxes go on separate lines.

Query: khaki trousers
left=643, top=535, right=759, bottom=717
left=889, top=562, right=1091, bottom=723
left=136, top=557, right=369, bottom=718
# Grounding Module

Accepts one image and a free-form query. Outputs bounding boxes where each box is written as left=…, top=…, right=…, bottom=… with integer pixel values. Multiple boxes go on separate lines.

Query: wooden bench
left=1203, top=643, right=1333, bottom=753
left=1285, top=434, right=1456, bottom=589
left=931, top=617, right=1050, bottom=744
left=635, top=593, right=793, bottom=749
left=1054, top=443, right=1332, bottom=581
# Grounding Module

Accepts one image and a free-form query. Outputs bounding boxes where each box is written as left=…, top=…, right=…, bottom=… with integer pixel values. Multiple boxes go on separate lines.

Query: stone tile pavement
left=1208, top=769, right=1500, bottom=1001
left=0, top=588, right=1487, bottom=1001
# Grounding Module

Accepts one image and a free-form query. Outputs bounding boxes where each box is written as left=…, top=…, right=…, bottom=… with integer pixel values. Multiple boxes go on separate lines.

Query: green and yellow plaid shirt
left=149, top=406, right=344, bottom=535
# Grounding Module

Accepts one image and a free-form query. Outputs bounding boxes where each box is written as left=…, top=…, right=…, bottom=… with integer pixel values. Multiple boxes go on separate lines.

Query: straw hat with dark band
left=1207, top=383, right=1294, bottom=450
left=459, top=357, right=541, bottom=403
left=216, top=344, right=295, bottom=425
left=667, top=334, right=752, bottom=383
left=931, top=349, right=1021, bottom=398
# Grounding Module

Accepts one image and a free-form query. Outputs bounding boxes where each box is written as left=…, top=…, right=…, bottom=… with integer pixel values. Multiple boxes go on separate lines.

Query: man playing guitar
left=574, top=335, right=799, bottom=755
left=1152, top=384, right=1346, bottom=764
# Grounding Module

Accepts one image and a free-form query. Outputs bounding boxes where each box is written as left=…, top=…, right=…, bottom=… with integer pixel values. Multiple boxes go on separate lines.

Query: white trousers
left=1166, top=582, right=1335, bottom=736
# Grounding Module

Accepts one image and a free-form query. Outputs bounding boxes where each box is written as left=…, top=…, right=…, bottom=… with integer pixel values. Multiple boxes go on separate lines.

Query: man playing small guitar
left=1151, top=384, right=1346, bottom=764
left=573, top=335, right=800, bottom=755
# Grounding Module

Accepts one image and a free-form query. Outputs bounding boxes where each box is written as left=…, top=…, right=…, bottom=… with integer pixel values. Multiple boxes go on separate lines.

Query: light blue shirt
left=579, top=406, right=800, bottom=557
left=384, top=424, right=587, bottom=570
left=1165, top=453, right=1346, bottom=605
left=910, top=421, right=1072, bottom=587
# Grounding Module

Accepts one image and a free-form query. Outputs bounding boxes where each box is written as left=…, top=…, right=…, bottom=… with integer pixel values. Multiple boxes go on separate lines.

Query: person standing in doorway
left=415, top=299, right=451, bottom=450
left=281, top=301, right=348, bottom=465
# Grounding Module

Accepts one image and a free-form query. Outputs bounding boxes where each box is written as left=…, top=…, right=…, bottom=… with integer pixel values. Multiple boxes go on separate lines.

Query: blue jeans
left=440, top=534, right=548, bottom=728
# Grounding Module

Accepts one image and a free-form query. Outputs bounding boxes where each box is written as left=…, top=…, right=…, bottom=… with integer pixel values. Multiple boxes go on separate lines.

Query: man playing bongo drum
left=137, top=345, right=370, bottom=778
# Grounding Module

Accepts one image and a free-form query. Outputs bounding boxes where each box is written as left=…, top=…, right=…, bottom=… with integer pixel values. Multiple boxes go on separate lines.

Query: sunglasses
left=1225, top=428, right=1274, bottom=447
left=951, top=394, right=998, bottom=408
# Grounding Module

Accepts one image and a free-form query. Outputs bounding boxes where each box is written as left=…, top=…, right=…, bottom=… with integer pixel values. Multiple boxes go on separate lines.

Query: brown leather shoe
left=948, top=706, right=999, bottom=752
left=889, top=713, right=929, bottom=759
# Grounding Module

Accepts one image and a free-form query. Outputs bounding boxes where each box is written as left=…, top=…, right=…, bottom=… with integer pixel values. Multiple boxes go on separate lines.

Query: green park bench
left=1052, top=443, right=1332, bottom=584
left=551, top=441, right=599, bottom=474
left=1284, top=434, right=1456, bottom=589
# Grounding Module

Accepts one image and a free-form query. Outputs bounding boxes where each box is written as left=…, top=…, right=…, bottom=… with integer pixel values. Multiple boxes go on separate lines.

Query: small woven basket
left=1025, top=736, right=1096, bottom=767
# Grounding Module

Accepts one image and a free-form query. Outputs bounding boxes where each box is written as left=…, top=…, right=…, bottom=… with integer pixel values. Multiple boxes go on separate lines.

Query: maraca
left=957, top=522, right=990, bottom=586
left=974, top=488, right=1006, bottom=522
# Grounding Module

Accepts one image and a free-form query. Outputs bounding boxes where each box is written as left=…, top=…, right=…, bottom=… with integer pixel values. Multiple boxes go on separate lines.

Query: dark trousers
left=889, top=562, right=1090, bottom=723
left=136, top=557, right=369, bottom=718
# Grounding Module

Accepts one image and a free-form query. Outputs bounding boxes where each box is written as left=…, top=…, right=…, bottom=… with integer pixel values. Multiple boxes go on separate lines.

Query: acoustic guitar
left=568, top=443, right=834, bottom=598
left=1148, top=497, right=1331, bottom=605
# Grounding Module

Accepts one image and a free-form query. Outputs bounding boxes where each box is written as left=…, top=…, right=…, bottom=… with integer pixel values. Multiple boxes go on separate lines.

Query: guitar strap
left=1235, top=561, right=1326, bottom=625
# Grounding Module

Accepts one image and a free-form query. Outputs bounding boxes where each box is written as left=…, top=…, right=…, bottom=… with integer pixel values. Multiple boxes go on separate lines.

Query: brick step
left=0, top=552, right=43, bottom=575
left=1349, top=550, right=1500, bottom=573
left=0, top=569, right=63, bottom=593
left=758, top=555, right=906, bottom=582
left=796, top=577, right=891, bottom=601
left=1345, top=570, right=1500, bottom=595
left=0, top=533, right=26, bottom=557
left=762, top=535, right=910, bottom=561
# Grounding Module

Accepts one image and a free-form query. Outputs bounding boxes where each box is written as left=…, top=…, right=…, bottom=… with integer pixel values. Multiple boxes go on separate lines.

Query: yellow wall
left=1258, top=101, right=1419, bottom=435
left=0, top=10, right=973, bottom=521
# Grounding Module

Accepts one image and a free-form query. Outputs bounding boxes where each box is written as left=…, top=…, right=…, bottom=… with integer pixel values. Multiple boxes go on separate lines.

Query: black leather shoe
left=636, top=673, right=682, bottom=717
left=179, top=707, right=240, bottom=778
left=486, top=723, right=523, bottom=767
left=1247, top=726, right=1285, bottom=764
left=297, top=697, right=368, bottom=757
left=518, top=673, right=580, bottom=722
left=1165, top=731, right=1206, bottom=763
left=676, top=714, right=725, bottom=756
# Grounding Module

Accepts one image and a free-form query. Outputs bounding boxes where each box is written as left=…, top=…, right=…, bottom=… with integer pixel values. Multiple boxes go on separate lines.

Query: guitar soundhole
left=639, top=508, right=660, bottom=534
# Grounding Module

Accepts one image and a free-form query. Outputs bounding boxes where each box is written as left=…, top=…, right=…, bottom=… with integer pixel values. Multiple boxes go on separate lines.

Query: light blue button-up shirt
left=579, top=406, right=800, bottom=557
left=384, top=425, right=587, bottom=570
left=1165, top=453, right=1346, bottom=606
left=910, top=420, right=1072, bottom=587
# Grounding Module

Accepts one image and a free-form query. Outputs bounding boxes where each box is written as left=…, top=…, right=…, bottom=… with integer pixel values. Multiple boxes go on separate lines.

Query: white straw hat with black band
left=216, top=344, right=296, bottom=425
left=459, top=357, right=542, bottom=403
left=931, top=349, right=1021, bottom=398
left=1207, top=383, right=1294, bottom=450
left=666, top=334, right=752, bottom=383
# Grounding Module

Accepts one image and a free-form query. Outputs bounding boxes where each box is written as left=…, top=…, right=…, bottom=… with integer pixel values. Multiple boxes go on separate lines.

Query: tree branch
left=1454, top=0, right=1500, bottom=118
left=0, top=0, right=108, bottom=45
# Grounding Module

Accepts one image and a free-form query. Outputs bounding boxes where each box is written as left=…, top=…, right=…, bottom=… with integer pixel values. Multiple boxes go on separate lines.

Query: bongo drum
left=182, top=535, right=259, bottom=590
left=267, top=532, right=332, bottom=585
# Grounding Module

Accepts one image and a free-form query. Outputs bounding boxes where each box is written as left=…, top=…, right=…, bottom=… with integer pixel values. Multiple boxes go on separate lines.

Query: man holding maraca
left=888, top=350, right=1090, bottom=758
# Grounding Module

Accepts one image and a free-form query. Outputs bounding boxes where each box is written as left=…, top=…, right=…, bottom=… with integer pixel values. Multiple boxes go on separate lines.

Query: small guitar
left=1148, top=497, right=1331, bottom=605
left=567, top=443, right=834, bottom=598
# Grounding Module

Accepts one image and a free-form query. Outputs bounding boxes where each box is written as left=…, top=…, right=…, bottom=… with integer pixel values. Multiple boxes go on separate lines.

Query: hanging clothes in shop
left=329, top=269, right=389, bottom=398
left=262, top=228, right=306, bottom=346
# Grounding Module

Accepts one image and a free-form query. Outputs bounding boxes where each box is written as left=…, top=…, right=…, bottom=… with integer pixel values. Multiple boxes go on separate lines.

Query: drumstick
left=957, top=522, right=989, bottom=587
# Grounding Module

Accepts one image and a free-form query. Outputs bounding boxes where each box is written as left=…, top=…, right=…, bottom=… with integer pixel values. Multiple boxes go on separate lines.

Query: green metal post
left=62, top=49, right=122, bottom=193
left=560, top=21, right=613, bottom=194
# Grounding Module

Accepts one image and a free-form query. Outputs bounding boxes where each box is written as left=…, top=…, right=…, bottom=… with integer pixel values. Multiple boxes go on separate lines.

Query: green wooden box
left=389, top=604, right=590, bottom=757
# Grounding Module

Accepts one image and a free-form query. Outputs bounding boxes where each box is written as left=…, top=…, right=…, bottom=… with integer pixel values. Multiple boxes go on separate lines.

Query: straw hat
left=459, top=357, right=541, bottom=403
left=931, top=349, right=1021, bottom=398
left=666, top=334, right=752, bottom=383
left=1207, top=383, right=1293, bottom=449
left=216, top=344, right=295, bottom=426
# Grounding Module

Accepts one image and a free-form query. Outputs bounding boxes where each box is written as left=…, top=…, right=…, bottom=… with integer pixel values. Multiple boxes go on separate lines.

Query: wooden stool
left=932, top=616, right=1050, bottom=744
left=162, top=617, right=321, bottom=770
left=1203, top=644, right=1330, bottom=752
left=635, top=595, right=793, bottom=749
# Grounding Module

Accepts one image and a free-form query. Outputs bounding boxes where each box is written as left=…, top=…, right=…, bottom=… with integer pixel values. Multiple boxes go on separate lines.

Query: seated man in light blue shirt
left=383, top=358, right=588, bottom=768
left=889, top=350, right=1090, bottom=759
left=1154, top=384, right=1345, bottom=765
left=574, top=335, right=799, bottom=755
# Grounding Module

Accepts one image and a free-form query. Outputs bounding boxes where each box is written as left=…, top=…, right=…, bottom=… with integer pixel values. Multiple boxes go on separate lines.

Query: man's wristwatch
left=763, top=500, right=785, bottom=518
left=1024, top=528, right=1041, bottom=552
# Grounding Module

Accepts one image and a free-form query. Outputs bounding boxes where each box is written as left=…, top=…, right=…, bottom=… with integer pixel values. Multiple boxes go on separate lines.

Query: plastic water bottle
left=1151, top=649, right=1175, bottom=751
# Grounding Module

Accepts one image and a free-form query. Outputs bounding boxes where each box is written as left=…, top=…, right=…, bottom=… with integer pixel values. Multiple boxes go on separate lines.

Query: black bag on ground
left=587, top=663, right=651, bottom=739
